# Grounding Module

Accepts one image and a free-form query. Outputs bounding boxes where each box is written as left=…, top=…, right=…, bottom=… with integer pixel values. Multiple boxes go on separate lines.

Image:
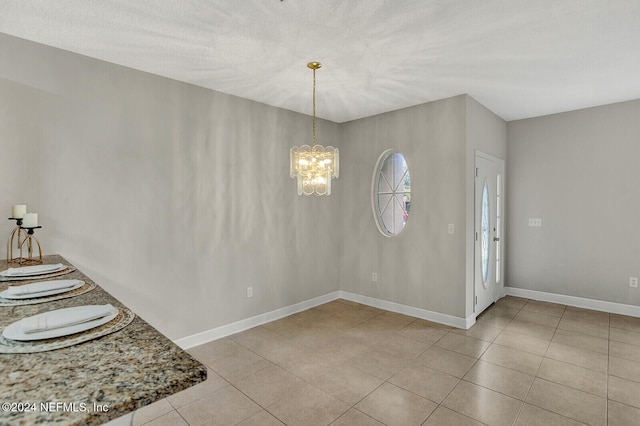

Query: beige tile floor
left=134, top=297, right=640, bottom=426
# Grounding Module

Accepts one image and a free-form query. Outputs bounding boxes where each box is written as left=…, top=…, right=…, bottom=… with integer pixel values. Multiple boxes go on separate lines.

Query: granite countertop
left=0, top=255, right=207, bottom=425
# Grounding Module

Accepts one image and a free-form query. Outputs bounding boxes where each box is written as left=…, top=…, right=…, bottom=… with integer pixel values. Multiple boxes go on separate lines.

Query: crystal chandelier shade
left=290, top=62, right=339, bottom=196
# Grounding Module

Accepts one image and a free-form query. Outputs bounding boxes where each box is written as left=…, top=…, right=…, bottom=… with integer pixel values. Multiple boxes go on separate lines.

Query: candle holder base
left=19, top=226, right=43, bottom=266
left=19, top=257, right=43, bottom=266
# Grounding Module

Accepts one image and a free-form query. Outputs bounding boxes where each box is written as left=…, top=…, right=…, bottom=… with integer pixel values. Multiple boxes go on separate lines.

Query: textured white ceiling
left=1, top=0, right=639, bottom=122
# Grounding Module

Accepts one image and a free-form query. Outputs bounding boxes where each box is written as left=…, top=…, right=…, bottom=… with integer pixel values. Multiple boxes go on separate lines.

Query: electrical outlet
left=448, top=224, right=455, bottom=234
left=630, top=277, right=638, bottom=288
left=246, top=286, right=253, bottom=298
left=528, top=218, right=543, bottom=227
left=371, top=272, right=378, bottom=282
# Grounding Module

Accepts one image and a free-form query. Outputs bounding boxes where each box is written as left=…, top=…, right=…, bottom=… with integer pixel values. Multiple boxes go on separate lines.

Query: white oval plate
left=0, top=280, right=85, bottom=300
left=0, top=264, right=66, bottom=277
left=2, top=309, right=119, bottom=341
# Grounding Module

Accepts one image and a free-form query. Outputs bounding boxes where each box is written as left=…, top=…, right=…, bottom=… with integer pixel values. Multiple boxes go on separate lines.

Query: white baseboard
left=505, top=286, right=640, bottom=318
left=174, top=291, right=341, bottom=349
left=170, top=286, right=640, bottom=350
left=337, top=291, right=471, bottom=329
left=173, top=290, right=472, bottom=349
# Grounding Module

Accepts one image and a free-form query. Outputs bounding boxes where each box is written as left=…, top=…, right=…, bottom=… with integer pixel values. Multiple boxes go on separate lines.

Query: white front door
left=474, top=152, right=504, bottom=316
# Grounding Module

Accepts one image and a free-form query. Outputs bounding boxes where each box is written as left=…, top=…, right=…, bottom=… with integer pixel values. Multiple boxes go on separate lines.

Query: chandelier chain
left=312, top=67, right=316, bottom=146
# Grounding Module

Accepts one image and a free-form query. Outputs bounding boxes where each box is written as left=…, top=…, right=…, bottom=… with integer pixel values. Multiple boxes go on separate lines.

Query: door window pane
left=481, top=180, right=490, bottom=286
left=495, top=174, right=501, bottom=283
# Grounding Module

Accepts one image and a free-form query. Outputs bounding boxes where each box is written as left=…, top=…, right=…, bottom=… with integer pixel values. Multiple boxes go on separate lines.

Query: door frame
left=474, top=150, right=505, bottom=316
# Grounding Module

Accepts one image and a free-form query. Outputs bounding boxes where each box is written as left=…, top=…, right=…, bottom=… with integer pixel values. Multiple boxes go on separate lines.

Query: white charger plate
left=0, top=280, right=85, bottom=300
left=0, top=264, right=66, bottom=277
left=2, top=309, right=119, bottom=341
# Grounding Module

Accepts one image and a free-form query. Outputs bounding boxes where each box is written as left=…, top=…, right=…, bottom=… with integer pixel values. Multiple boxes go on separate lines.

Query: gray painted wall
left=507, top=100, right=640, bottom=306
left=340, top=96, right=469, bottom=317
left=339, top=95, right=507, bottom=320
left=1, top=31, right=510, bottom=339
left=465, top=97, right=507, bottom=317
left=1, top=33, right=342, bottom=339
left=23, top=27, right=640, bottom=341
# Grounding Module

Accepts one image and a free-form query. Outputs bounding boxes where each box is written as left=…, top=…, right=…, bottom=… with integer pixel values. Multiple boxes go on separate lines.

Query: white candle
left=12, top=205, right=26, bottom=219
left=22, top=213, right=38, bottom=228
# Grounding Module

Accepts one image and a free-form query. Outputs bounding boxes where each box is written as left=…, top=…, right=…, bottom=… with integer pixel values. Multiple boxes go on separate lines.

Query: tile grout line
left=514, top=298, right=554, bottom=426
left=224, top=301, right=403, bottom=426
left=172, top=297, right=640, bottom=426
left=488, top=298, right=528, bottom=426
left=527, top=302, right=609, bottom=426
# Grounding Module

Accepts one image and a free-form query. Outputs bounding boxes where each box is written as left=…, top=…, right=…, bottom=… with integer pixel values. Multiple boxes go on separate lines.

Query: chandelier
left=290, top=62, right=339, bottom=196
